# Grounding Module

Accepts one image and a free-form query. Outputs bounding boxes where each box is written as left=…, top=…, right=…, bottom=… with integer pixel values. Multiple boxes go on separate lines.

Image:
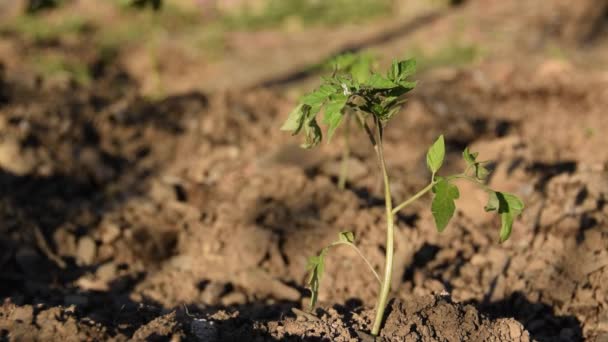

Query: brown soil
left=1, top=0, right=607, bottom=341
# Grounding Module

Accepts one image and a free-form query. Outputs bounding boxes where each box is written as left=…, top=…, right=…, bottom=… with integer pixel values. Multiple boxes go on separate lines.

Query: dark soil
left=1, top=0, right=607, bottom=341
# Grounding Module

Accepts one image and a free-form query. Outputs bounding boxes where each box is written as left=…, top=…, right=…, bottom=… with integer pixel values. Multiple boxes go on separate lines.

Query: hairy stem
left=338, top=115, right=352, bottom=190
left=371, top=121, right=394, bottom=336
left=392, top=182, right=435, bottom=215
left=331, top=241, right=381, bottom=284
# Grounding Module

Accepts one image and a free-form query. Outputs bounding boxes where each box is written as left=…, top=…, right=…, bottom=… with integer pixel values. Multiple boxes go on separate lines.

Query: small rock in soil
left=96, top=262, right=117, bottom=281
left=220, top=292, right=247, bottom=306
left=99, top=223, right=121, bottom=244
left=76, top=237, right=97, bottom=265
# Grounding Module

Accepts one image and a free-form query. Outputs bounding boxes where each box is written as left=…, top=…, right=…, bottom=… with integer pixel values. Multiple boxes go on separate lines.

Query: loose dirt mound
left=1, top=294, right=529, bottom=341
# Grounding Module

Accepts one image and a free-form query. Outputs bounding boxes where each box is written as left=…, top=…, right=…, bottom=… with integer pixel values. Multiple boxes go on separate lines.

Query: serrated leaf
left=302, top=84, right=339, bottom=114
left=350, top=60, right=373, bottom=84
left=302, top=117, right=322, bottom=149
left=323, top=94, right=348, bottom=141
left=380, top=96, right=402, bottom=112
left=388, top=59, right=416, bottom=82
left=281, top=104, right=305, bottom=133
left=306, top=252, right=326, bottom=310
left=484, top=191, right=499, bottom=212
left=426, top=135, right=445, bottom=174
left=499, top=212, right=515, bottom=243
left=395, top=80, right=417, bottom=89
left=331, top=53, right=373, bottom=84
left=462, top=148, right=479, bottom=166
left=366, top=74, right=398, bottom=89
left=484, top=191, right=524, bottom=242
left=463, top=147, right=489, bottom=180
left=431, top=177, right=459, bottom=232
left=338, top=231, right=355, bottom=243
left=475, top=164, right=490, bottom=180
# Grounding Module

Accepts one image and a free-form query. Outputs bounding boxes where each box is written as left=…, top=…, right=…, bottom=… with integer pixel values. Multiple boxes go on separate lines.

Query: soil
left=1, top=0, right=607, bottom=341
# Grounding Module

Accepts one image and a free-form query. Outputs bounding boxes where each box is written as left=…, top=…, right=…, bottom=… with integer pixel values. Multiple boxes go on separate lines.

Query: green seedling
left=281, top=56, right=524, bottom=337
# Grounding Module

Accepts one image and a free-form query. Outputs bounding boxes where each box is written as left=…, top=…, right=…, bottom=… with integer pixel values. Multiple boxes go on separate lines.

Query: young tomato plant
left=281, top=56, right=524, bottom=337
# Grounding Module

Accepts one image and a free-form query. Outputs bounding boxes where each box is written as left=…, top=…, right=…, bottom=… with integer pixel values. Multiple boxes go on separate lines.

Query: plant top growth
left=281, top=54, right=524, bottom=337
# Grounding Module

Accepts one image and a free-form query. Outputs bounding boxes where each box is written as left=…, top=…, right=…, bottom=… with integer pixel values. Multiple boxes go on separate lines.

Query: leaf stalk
left=392, top=181, right=436, bottom=215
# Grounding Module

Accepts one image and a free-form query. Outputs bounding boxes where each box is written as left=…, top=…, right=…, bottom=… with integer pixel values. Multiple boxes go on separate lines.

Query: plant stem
left=447, top=174, right=492, bottom=192
left=371, top=121, right=394, bottom=336
left=391, top=182, right=435, bottom=215
left=338, top=115, right=351, bottom=190
left=331, top=241, right=381, bottom=284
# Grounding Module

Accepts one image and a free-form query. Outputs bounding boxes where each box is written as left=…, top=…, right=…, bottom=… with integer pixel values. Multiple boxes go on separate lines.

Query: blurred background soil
left=0, top=0, right=607, bottom=340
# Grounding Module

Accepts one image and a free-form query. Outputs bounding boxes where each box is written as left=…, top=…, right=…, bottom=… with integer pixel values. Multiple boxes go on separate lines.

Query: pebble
left=96, top=262, right=117, bottom=281
left=77, top=237, right=97, bottom=265
left=220, top=292, right=247, bottom=306
left=100, top=224, right=121, bottom=244
left=0, top=139, right=36, bottom=175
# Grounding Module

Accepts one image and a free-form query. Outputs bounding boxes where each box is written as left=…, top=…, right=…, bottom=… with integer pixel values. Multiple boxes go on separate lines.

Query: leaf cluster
left=281, top=59, right=417, bottom=148
left=426, top=136, right=524, bottom=242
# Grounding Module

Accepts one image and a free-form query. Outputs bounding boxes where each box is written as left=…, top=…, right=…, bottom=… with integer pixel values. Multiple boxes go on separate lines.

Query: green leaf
left=281, top=104, right=305, bottom=133
left=395, top=80, right=417, bottom=89
left=331, top=52, right=374, bottom=84
left=388, top=59, right=416, bottom=82
left=323, top=94, right=349, bottom=141
left=475, top=165, right=490, bottom=180
left=431, top=177, right=459, bottom=232
left=306, top=252, right=326, bottom=310
left=462, top=147, right=479, bottom=166
left=338, top=231, right=355, bottom=243
left=463, top=147, right=489, bottom=180
left=302, top=117, right=322, bottom=149
left=484, top=191, right=499, bottom=212
left=484, top=191, right=524, bottom=242
left=302, top=84, right=339, bottom=114
left=426, top=135, right=445, bottom=174
left=366, top=74, right=398, bottom=89
left=350, top=60, right=373, bottom=84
